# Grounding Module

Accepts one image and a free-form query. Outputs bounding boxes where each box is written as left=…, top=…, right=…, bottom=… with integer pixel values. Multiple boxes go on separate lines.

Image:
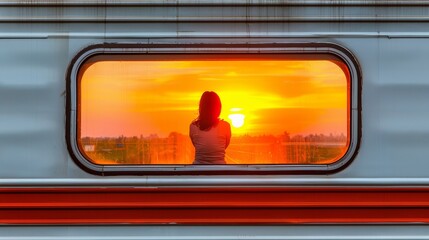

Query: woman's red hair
left=195, top=91, right=222, bottom=131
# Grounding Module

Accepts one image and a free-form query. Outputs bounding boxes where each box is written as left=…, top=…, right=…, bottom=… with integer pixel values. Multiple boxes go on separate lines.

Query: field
left=80, top=132, right=347, bottom=165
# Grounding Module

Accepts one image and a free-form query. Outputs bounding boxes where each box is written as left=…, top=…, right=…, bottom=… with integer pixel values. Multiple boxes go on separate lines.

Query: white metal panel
left=0, top=39, right=70, bottom=177
left=0, top=1, right=428, bottom=182
left=2, top=225, right=429, bottom=240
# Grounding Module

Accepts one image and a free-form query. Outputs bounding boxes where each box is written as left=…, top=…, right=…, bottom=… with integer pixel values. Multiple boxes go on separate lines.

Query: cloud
left=80, top=59, right=348, bottom=137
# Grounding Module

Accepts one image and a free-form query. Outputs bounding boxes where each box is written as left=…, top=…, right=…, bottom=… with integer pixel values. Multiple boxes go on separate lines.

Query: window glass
left=78, top=54, right=350, bottom=165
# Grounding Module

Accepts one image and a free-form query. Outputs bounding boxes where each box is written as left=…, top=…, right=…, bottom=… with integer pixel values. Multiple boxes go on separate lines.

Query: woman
left=189, top=91, right=231, bottom=164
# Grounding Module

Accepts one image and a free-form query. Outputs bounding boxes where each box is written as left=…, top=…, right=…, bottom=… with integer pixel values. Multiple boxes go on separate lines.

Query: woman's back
left=190, top=120, right=231, bottom=164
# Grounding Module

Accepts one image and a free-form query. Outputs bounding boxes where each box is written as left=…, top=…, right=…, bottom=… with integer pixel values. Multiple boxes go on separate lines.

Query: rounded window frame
left=66, top=43, right=361, bottom=175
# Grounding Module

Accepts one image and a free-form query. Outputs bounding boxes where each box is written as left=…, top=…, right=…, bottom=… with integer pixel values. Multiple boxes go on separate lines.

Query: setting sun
left=228, top=113, right=245, bottom=128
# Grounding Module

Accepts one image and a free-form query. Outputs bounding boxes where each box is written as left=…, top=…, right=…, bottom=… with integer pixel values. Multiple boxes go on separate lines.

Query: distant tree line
left=80, top=131, right=347, bottom=165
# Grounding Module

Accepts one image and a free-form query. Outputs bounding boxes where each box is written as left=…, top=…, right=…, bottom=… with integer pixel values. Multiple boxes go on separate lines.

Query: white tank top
left=189, top=120, right=231, bottom=164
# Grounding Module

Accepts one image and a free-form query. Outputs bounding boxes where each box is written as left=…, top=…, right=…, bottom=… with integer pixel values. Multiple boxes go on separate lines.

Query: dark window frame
left=66, top=43, right=361, bottom=175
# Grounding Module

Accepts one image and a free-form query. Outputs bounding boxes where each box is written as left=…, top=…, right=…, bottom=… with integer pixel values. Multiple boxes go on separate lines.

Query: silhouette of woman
left=189, top=91, right=231, bottom=164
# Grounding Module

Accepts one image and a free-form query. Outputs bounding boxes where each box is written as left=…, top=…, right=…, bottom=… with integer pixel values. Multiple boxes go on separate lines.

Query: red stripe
left=1, top=187, right=429, bottom=224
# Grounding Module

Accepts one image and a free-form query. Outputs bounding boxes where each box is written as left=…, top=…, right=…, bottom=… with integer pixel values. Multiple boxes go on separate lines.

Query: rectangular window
left=68, top=44, right=359, bottom=174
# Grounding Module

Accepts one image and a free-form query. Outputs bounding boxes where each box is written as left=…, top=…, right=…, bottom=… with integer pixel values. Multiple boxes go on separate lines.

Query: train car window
left=68, top=44, right=360, bottom=174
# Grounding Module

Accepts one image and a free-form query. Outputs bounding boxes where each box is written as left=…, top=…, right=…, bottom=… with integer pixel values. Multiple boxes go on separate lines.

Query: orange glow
left=79, top=56, right=349, bottom=165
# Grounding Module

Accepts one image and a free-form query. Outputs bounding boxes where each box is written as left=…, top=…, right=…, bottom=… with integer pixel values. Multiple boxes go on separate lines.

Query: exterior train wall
left=1, top=0, right=429, bottom=235
left=1, top=0, right=428, bottom=181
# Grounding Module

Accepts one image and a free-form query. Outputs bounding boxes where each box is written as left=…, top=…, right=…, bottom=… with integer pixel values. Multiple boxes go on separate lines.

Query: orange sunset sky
left=80, top=58, right=349, bottom=138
